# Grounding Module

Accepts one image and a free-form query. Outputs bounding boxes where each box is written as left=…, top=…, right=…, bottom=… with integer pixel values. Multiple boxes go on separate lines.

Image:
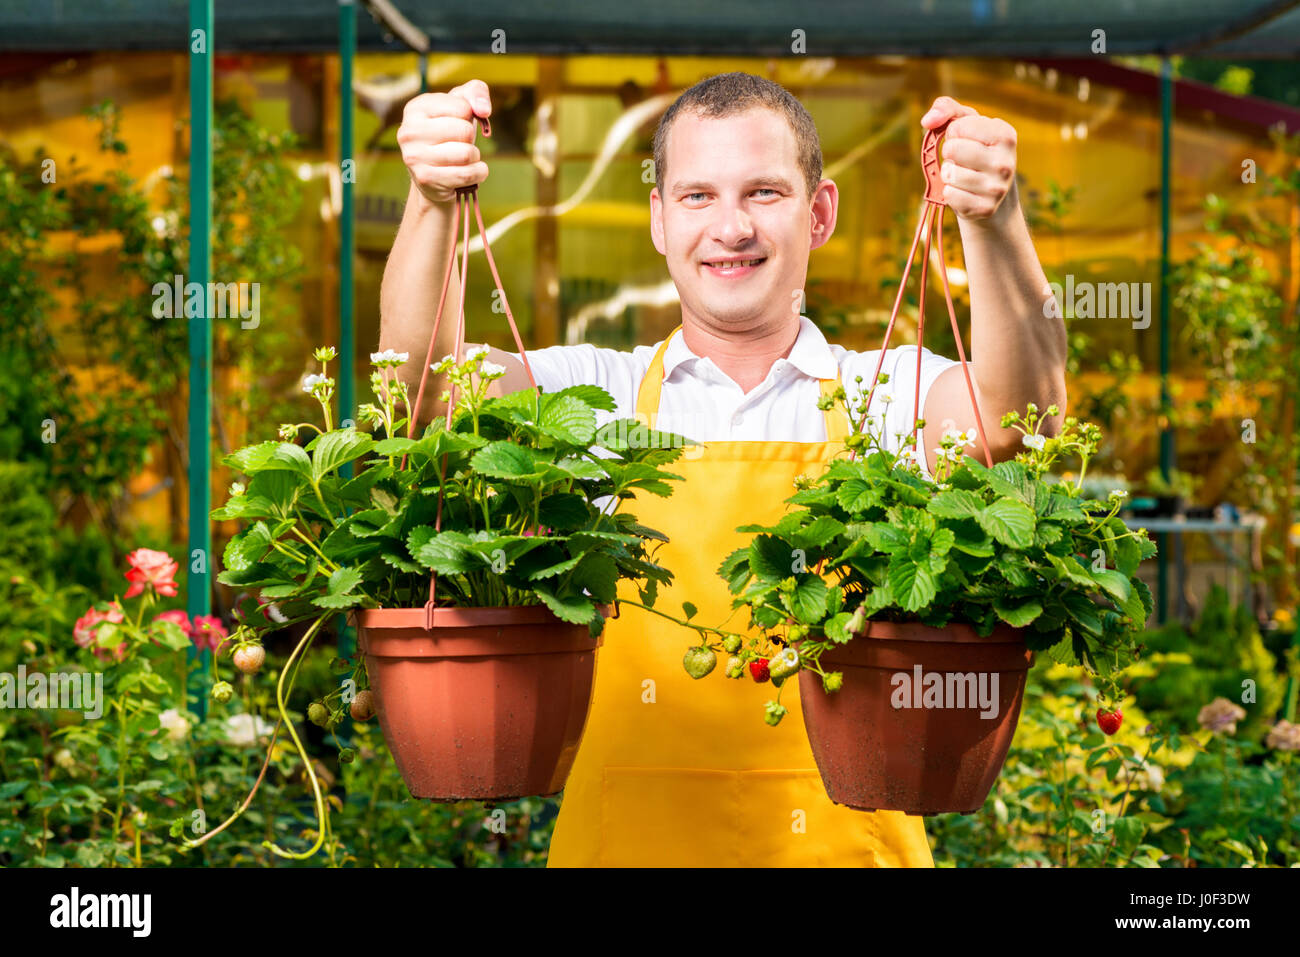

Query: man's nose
left=711, top=200, right=754, bottom=246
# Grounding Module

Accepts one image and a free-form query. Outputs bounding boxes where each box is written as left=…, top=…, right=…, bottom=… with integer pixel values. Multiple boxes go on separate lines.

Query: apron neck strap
left=634, top=325, right=850, bottom=443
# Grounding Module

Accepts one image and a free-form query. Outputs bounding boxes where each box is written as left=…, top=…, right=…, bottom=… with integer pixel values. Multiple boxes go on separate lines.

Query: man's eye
left=753, top=188, right=778, bottom=197
left=686, top=193, right=708, bottom=202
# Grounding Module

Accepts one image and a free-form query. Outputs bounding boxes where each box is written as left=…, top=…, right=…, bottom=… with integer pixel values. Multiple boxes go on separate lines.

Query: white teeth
left=709, top=259, right=762, bottom=269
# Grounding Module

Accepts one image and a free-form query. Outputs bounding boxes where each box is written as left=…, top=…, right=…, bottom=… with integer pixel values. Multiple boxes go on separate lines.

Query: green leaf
left=950, top=523, right=994, bottom=556
left=371, top=437, right=416, bottom=456
left=534, top=584, right=598, bottom=625
left=258, top=443, right=313, bottom=479
left=928, top=488, right=984, bottom=519
left=408, top=528, right=478, bottom=574
left=824, top=611, right=855, bottom=644
left=888, top=555, right=937, bottom=612
left=537, top=493, right=590, bottom=531
left=471, top=441, right=543, bottom=479
left=1091, top=568, right=1132, bottom=604
left=1046, top=628, right=1078, bottom=665
left=787, top=576, right=829, bottom=623
left=552, top=457, right=609, bottom=481
left=682, top=602, right=697, bottom=620
left=975, top=499, right=1036, bottom=547
left=312, top=430, right=375, bottom=480
left=573, top=552, right=619, bottom=603
left=792, top=516, right=847, bottom=549
left=993, top=598, right=1044, bottom=628
left=749, top=535, right=796, bottom=581
left=223, top=522, right=275, bottom=572
left=150, top=620, right=191, bottom=651
left=537, top=394, right=598, bottom=444
left=1048, top=553, right=1096, bottom=587
left=835, top=479, right=878, bottom=514
left=223, top=441, right=281, bottom=475
left=548, top=384, right=617, bottom=412
left=865, top=523, right=908, bottom=553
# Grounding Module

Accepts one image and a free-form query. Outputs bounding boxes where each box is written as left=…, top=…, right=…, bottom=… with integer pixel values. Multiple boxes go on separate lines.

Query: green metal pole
left=338, top=0, right=358, bottom=669
left=187, top=0, right=214, bottom=718
left=339, top=0, right=356, bottom=441
left=1155, top=58, right=1174, bottom=625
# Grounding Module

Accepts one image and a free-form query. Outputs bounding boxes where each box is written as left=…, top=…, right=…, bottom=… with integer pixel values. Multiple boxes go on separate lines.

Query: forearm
left=378, top=182, right=463, bottom=431
left=957, top=183, right=1067, bottom=450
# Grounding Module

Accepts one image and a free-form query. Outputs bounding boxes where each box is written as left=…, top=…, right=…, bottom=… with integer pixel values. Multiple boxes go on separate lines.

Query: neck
left=679, top=315, right=800, bottom=393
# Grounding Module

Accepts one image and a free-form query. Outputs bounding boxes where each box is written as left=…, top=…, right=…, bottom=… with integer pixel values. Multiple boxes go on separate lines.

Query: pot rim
left=354, top=602, right=614, bottom=630
left=853, top=618, right=1026, bottom=644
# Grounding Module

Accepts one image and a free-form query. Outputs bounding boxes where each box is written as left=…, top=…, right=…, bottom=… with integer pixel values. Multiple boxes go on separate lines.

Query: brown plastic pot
left=797, top=619, right=1032, bottom=816
left=354, top=604, right=605, bottom=801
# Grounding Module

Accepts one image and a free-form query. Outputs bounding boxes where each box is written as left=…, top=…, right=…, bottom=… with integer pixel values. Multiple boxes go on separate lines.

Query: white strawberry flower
left=370, top=349, right=409, bottom=368
left=465, top=345, right=490, bottom=362
left=1022, top=433, right=1047, bottom=451
left=960, top=429, right=978, bottom=446
left=479, top=360, right=507, bottom=379
left=302, top=373, right=330, bottom=394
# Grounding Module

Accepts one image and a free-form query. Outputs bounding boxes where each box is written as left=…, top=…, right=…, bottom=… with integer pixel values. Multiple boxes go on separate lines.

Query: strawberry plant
left=688, top=380, right=1158, bottom=725
left=195, top=345, right=688, bottom=857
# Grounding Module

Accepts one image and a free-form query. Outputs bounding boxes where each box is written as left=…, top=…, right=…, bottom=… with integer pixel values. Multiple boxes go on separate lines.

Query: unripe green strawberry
left=210, top=680, right=234, bottom=704
left=769, top=647, right=801, bottom=679
left=233, top=644, right=265, bottom=675
left=349, top=689, right=375, bottom=722
left=339, top=748, right=356, bottom=764
left=308, top=702, right=330, bottom=727
left=722, top=635, right=741, bottom=655
left=682, top=646, right=716, bottom=679
left=725, top=656, right=745, bottom=679
left=764, top=701, right=788, bottom=726
left=822, top=671, right=844, bottom=693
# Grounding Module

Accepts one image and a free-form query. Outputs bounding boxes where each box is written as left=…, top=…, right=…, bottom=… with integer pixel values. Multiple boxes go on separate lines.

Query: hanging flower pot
left=355, top=604, right=608, bottom=801
left=674, top=118, right=1158, bottom=818
left=797, top=621, right=1031, bottom=815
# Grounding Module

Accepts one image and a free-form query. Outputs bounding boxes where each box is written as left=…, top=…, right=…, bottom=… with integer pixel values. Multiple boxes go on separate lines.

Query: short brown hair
left=652, top=72, right=823, bottom=199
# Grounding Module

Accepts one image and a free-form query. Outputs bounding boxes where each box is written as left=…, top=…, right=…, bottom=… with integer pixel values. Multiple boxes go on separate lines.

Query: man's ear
left=650, top=187, right=666, bottom=256
left=809, top=178, right=839, bottom=251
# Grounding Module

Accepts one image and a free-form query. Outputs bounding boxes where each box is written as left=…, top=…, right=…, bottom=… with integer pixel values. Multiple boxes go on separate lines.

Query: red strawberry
left=1097, top=708, right=1123, bottom=735
left=749, top=658, right=770, bottom=683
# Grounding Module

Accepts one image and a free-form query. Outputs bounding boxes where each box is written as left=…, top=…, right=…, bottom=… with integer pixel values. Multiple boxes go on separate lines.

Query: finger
left=448, top=79, right=492, bottom=117
left=945, top=114, right=1015, bottom=149
left=401, top=141, right=482, bottom=169
left=397, top=114, right=478, bottom=148
left=942, top=184, right=1000, bottom=219
left=408, top=161, right=489, bottom=192
left=940, top=139, right=1014, bottom=182
left=921, top=95, right=977, bottom=128
left=404, top=91, right=476, bottom=123
left=939, top=160, right=1006, bottom=200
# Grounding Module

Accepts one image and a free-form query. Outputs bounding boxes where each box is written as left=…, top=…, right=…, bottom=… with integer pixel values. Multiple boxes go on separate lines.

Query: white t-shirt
left=514, top=316, right=956, bottom=474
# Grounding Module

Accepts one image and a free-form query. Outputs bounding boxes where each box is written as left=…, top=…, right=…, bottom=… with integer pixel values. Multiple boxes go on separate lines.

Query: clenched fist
left=920, top=95, right=1019, bottom=224
left=396, top=78, right=493, bottom=205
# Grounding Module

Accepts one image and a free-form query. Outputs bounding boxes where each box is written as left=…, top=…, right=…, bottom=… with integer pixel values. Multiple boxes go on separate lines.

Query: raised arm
left=379, top=79, right=528, bottom=433
left=917, top=97, right=1068, bottom=474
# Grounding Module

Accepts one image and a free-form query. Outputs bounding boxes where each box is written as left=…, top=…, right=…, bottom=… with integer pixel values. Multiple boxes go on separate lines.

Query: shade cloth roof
left=2, top=0, right=1299, bottom=55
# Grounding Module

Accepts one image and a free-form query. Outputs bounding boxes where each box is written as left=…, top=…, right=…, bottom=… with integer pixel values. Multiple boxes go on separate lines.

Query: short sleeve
left=511, top=343, right=648, bottom=422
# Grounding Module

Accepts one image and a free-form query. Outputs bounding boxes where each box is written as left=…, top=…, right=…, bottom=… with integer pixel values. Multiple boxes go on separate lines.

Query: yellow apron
left=547, top=328, right=934, bottom=867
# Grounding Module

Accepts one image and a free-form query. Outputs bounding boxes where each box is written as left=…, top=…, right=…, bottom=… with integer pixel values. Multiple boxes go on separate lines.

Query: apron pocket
left=599, top=766, right=933, bottom=867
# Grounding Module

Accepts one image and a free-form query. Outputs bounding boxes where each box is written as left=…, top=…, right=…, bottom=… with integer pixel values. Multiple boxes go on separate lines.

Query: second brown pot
left=798, top=619, right=1032, bottom=816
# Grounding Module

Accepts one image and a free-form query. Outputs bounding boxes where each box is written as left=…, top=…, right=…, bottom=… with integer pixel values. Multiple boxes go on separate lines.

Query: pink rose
left=153, top=609, right=190, bottom=630
left=190, top=614, right=229, bottom=653
left=74, top=603, right=124, bottom=649
left=124, top=548, right=180, bottom=599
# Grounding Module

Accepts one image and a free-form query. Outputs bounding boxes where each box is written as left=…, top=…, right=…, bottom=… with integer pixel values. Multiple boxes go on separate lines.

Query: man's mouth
left=702, top=257, right=767, bottom=277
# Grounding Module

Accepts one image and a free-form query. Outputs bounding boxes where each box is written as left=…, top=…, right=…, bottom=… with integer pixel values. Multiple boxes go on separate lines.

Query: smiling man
left=380, top=72, right=1066, bottom=867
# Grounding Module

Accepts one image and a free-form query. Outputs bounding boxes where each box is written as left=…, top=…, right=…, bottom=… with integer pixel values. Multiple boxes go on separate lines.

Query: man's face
left=650, top=107, right=834, bottom=334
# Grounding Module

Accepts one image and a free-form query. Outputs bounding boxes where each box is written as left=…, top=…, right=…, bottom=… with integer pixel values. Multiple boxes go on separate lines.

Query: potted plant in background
left=679, top=394, right=1157, bottom=815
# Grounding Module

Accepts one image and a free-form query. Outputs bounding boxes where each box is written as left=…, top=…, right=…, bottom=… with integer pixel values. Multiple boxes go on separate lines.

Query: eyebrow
left=671, top=176, right=796, bottom=197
